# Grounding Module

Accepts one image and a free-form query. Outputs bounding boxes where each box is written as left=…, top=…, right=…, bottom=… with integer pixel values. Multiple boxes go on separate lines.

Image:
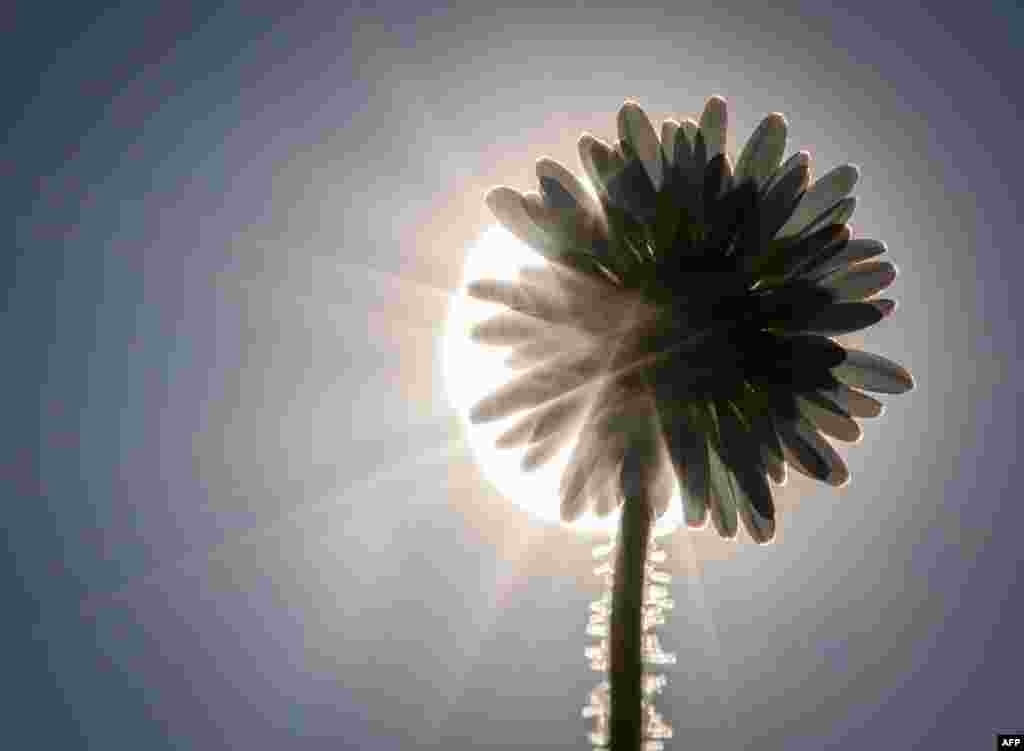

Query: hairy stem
left=609, top=490, right=653, bottom=751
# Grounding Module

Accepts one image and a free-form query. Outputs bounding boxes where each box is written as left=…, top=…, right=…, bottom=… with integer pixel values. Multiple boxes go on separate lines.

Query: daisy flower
left=466, top=96, right=914, bottom=750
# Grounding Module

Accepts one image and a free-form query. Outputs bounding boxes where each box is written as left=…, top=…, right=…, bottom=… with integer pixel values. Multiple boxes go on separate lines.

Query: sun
left=441, top=223, right=684, bottom=537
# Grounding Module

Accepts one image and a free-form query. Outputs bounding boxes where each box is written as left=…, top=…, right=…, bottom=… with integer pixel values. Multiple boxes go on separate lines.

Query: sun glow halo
left=441, top=224, right=685, bottom=537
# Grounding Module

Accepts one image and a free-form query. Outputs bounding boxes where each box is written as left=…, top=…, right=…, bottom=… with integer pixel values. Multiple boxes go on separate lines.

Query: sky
left=3, top=1, right=1022, bottom=749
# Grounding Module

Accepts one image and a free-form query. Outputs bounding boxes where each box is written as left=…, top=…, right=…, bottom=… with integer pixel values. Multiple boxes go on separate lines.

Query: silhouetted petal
left=537, top=158, right=604, bottom=221
left=820, top=261, right=898, bottom=301
left=578, top=133, right=624, bottom=201
left=729, top=388, right=787, bottom=486
left=538, top=171, right=578, bottom=211
left=818, top=383, right=885, bottom=418
left=760, top=434, right=787, bottom=485
left=672, top=122, right=693, bottom=176
left=521, top=190, right=565, bottom=237
left=678, top=119, right=698, bottom=150
left=757, top=152, right=810, bottom=243
left=670, top=118, right=695, bottom=176
left=734, top=113, right=787, bottom=189
left=736, top=472, right=775, bottom=542
left=796, top=395, right=862, bottom=443
left=803, top=238, right=888, bottom=281
left=703, top=153, right=734, bottom=211
left=690, top=130, right=708, bottom=191
left=795, top=299, right=895, bottom=336
left=763, top=150, right=809, bottom=193
left=706, top=435, right=739, bottom=539
left=486, top=186, right=553, bottom=255
left=716, top=402, right=775, bottom=542
left=649, top=445, right=676, bottom=519
left=698, top=96, right=728, bottom=161
left=752, top=224, right=849, bottom=281
left=618, top=101, right=664, bottom=190
left=798, top=196, right=857, bottom=238
left=775, top=414, right=849, bottom=486
left=661, top=411, right=710, bottom=528
left=522, top=190, right=616, bottom=272
left=660, top=119, right=679, bottom=168
left=605, top=156, right=658, bottom=223
left=777, top=164, right=859, bottom=238
left=832, top=349, right=914, bottom=394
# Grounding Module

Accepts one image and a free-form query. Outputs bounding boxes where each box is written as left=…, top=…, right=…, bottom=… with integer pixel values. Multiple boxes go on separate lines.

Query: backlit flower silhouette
left=465, top=97, right=914, bottom=750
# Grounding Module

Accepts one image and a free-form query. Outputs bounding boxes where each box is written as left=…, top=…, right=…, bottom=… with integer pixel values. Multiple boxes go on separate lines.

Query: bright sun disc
left=441, top=224, right=684, bottom=537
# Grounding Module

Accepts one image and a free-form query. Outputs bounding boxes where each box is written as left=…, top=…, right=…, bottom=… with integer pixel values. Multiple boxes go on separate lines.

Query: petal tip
left=829, top=463, right=851, bottom=487
left=535, top=156, right=558, bottom=172
left=484, top=185, right=518, bottom=209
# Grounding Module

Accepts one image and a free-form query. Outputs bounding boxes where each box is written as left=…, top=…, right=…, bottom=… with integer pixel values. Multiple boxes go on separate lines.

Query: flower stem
left=609, top=490, right=653, bottom=751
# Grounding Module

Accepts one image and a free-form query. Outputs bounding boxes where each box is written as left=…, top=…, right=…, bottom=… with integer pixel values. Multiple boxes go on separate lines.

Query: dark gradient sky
left=4, top=1, right=1022, bottom=749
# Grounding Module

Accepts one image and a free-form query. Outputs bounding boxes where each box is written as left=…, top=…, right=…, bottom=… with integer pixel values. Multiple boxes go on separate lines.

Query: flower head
left=468, top=97, right=914, bottom=544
